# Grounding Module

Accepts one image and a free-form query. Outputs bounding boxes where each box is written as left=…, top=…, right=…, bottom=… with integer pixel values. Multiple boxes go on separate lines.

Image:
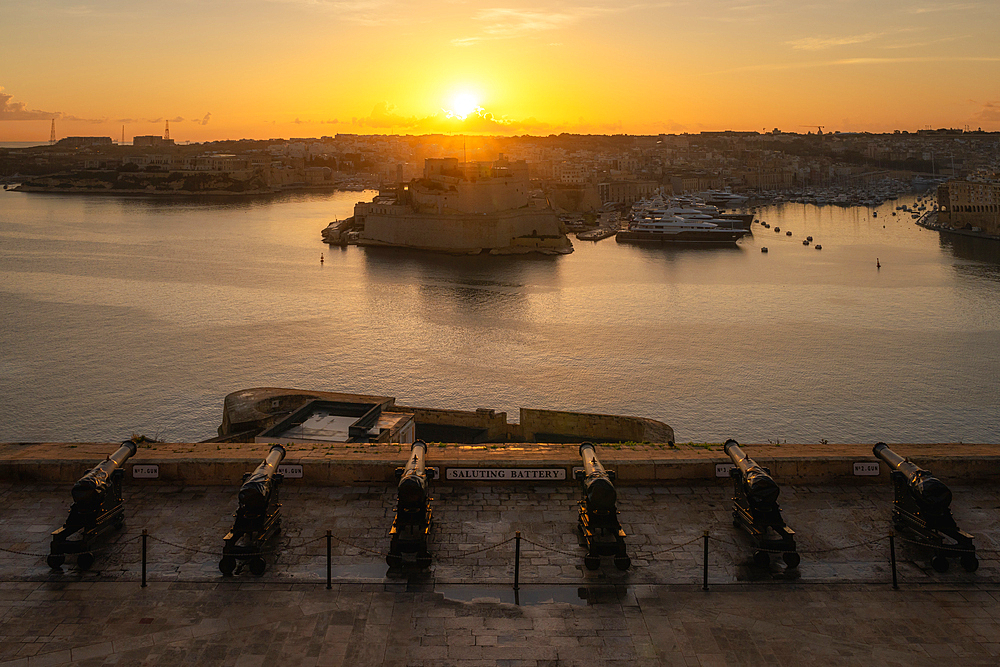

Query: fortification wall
left=516, top=408, right=675, bottom=444
left=360, top=209, right=564, bottom=252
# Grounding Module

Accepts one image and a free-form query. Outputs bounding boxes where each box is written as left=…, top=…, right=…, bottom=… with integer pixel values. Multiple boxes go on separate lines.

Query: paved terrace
left=0, top=442, right=999, bottom=665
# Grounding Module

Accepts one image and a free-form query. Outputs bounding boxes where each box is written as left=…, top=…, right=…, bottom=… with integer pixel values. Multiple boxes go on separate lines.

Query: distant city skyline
left=1, top=0, right=999, bottom=141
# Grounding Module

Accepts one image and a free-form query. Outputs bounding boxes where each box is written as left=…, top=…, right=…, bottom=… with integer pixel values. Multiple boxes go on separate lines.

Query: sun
left=449, top=91, right=480, bottom=119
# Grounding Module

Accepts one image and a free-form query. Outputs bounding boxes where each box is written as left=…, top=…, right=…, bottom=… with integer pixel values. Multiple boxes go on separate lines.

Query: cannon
left=724, top=439, right=798, bottom=568
left=576, top=443, right=630, bottom=571
left=873, top=443, right=977, bottom=572
left=48, top=439, right=138, bottom=569
left=220, top=445, right=285, bottom=576
left=387, top=440, right=434, bottom=568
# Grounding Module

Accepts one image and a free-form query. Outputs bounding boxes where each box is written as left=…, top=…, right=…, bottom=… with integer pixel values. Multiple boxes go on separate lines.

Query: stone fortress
left=349, top=157, right=574, bottom=255
left=1, top=388, right=999, bottom=665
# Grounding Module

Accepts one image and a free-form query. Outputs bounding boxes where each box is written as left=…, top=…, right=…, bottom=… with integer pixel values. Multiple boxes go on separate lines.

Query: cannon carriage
left=724, top=439, right=799, bottom=568
left=387, top=440, right=435, bottom=569
left=576, top=443, right=630, bottom=571
left=48, top=439, right=139, bottom=569
left=873, top=443, right=977, bottom=572
left=220, top=445, right=286, bottom=576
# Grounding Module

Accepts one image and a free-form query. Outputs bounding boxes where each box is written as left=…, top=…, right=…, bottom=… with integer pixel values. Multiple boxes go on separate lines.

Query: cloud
left=352, top=101, right=554, bottom=134
left=201, top=112, right=212, bottom=125
left=0, top=88, right=59, bottom=120
left=714, top=55, right=1000, bottom=74
left=787, top=32, right=881, bottom=51
left=911, top=2, right=981, bottom=13
left=264, top=0, right=393, bottom=25
left=971, top=101, right=1000, bottom=122
left=454, top=4, right=653, bottom=45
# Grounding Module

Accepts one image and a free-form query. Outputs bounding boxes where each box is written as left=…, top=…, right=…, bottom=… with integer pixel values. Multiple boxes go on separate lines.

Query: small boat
left=774, top=227, right=781, bottom=232
left=786, top=231, right=792, bottom=236
left=815, top=244, right=822, bottom=250
left=761, top=247, right=768, bottom=253
left=806, top=236, right=813, bottom=242
left=802, top=240, right=809, bottom=245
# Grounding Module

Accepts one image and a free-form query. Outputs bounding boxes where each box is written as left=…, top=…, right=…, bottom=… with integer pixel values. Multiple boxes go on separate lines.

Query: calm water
left=1, top=189, right=999, bottom=444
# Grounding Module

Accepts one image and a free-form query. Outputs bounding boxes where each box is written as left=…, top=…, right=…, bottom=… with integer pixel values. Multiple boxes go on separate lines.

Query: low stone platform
left=1, top=480, right=999, bottom=665
left=1, top=442, right=998, bottom=486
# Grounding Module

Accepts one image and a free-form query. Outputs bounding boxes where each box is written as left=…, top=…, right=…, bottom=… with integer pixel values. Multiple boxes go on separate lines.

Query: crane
left=800, top=125, right=825, bottom=135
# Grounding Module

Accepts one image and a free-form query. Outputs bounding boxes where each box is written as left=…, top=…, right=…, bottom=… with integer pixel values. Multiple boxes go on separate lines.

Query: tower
left=164, top=120, right=170, bottom=141
left=50, top=119, right=55, bottom=144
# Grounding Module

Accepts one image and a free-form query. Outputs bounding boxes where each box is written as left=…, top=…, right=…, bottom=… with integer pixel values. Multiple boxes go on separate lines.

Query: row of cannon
left=47, top=439, right=979, bottom=575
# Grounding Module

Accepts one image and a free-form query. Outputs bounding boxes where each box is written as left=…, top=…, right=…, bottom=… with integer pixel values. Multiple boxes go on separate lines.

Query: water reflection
left=939, top=232, right=1000, bottom=279
left=360, top=246, right=562, bottom=316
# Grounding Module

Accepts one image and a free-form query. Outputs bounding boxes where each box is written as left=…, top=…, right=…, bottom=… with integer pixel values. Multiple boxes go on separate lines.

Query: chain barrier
left=0, top=534, right=142, bottom=559
left=435, top=536, right=516, bottom=561
left=708, top=534, right=887, bottom=555
left=147, top=534, right=329, bottom=559
left=637, top=535, right=705, bottom=558
left=520, top=537, right=585, bottom=560
left=326, top=533, right=387, bottom=558
left=894, top=534, right=981, bottom=555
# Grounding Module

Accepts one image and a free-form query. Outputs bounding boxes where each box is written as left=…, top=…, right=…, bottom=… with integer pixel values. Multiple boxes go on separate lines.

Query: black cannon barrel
left=71, top=440, right=139, bottom=505
left=238, top=445, right=286, bottom=512
left=724, top=439, right=780, bottom=506
left=579, top=442, right=617, bottom=512
left=873, top=442, right=952, bottom=510
left=397, top=440, right=429, bottom=506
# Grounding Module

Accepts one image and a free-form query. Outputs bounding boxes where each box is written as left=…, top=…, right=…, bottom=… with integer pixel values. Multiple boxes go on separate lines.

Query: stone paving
left=1, top=481, right=999, bottom=665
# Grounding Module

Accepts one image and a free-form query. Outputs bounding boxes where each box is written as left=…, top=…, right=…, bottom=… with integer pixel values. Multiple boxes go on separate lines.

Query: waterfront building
left=352, top=157, right=573, bottom=255
left=937, top=178, right=1000, bottom=234
left=133, top=135, right=175, bottom=148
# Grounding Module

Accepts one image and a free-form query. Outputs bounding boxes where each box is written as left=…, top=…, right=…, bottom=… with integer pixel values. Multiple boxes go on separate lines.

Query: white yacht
left=616, top=211, right=747, bottom=246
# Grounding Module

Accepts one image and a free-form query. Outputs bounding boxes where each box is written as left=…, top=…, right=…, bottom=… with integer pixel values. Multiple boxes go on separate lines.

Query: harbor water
left=1, top=189, right=998, bottom=444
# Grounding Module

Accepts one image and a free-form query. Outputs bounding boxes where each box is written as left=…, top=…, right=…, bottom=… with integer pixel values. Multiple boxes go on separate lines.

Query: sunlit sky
left=1, top=0, right=999, bottom=141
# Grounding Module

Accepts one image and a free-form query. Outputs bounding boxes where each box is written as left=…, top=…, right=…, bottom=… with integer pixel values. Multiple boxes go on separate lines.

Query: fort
left=345, top=157, right=574, bottom=255
left=1, top=392, right=999, bottom=665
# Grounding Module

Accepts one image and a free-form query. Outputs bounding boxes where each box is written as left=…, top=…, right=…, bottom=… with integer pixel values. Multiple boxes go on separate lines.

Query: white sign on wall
left=716, top=463, right=734, bottom=478
left=854, top=461, right=880, bottom=476
left=445, top=468, right=567, bottom=481
left=277, top=464, right=303, bottom=478
left=132, top=464, right=159, bottom=479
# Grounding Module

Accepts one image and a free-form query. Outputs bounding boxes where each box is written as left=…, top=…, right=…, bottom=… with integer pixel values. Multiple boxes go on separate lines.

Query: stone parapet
left=0, top=441, right=997, bottom=487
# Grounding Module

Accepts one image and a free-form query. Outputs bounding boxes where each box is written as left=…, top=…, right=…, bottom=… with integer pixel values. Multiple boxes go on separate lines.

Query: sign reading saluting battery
left=445, top=468, right=566, bottom=481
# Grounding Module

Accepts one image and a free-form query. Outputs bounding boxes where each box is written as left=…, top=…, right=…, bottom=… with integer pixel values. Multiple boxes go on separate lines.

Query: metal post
left=141, top=529, right=148, bottom=588
left=702, top=531, right=710, bottom=591
left=514, top=531, right=521, bottom=592
left=326, top=530, right=332, bottom=590
left=889, top=534, right=899, bottom=590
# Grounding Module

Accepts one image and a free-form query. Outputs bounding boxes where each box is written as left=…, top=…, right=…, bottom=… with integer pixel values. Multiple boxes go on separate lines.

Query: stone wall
left=516, top=408, right=675, bottom=444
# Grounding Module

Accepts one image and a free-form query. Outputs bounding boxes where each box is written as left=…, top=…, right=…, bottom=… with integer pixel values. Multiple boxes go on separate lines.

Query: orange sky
left=2, top=1, right=999, bottom=141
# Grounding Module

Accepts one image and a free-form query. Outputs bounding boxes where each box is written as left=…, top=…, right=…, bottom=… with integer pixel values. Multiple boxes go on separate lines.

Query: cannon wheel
left=249, top=557, right=267, bottom=576
left=584, top=555, right=601, bottom=571
left=782, top=552, right=800, bottom=569
left=614, top=554, right=631, bottom=571
left=77, top=552, right=95, bottom=571
left=46, top=554, right=65, bottom=569
left=931, top=555, right=949, bottom=573
left=219, top=556, right=236, bottom=576
left=960, top=553, right=979, bottom=572
left=753, top=551, right=770, bottom=568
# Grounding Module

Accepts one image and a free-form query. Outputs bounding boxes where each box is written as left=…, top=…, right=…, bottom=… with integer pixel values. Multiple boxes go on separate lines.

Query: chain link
left=0, top=534, right=142, bottom=559
left=638, top=535, right=705, bottom=558
left=520, top=537, right=584, bottom=559
left=435, top=537, right=516, bottom=561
